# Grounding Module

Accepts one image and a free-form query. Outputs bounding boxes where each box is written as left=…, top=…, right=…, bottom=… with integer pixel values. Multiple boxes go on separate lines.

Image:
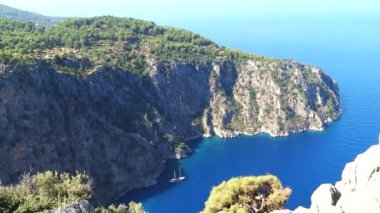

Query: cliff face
left=0, top=57, right=340, bottom=204
left=0, top=58, right=340, bottom=204
left=148, top=59, right=340, bottom=138
left=273, top=136, right=380, bottom=213
left=0, top=64, right=171, bottom=205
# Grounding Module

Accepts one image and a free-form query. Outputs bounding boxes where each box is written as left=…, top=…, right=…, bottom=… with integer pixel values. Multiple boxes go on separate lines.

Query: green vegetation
left=174, top=141, right=190, bottom=154
left=291, top=114, right=305, bottom=126
left=0, top=171, right=91, bottom=212
left=191, top=117, right=202, bottom=126
left=0, top=16, right=260, bottom=76
left=249, top=87, right=257, bottom=99
left=0, top=4, right=65, bottom=26
left=96, top=202, right=146, bottom=213
left=202, top=175, right=291, bottom=213
left=0, top=171, right=146, bottom=213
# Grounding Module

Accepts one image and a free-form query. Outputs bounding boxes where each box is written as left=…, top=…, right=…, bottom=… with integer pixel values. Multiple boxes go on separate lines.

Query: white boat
left=169, top=166, right=186, bottom=183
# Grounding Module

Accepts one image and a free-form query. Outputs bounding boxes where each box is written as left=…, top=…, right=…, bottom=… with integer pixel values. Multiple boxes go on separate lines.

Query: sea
left=124, top=13, right=380, bottom=212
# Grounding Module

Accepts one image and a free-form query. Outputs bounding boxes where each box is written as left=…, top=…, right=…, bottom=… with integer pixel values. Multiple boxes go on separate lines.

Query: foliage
left=249, top=87, right=257, bottom=99
left=174, top=141, right=190, bottom=156
left=202, top=175, right=291, bottom=213
left=0, top=171, right=147, bottom=213
left=0, top=16, right=261, bottom=76
left=0, top=3, right=65, bottom=26
left=175, top=141, right=189, bottom=150
left=0, top=171, right=92, bottom=213
left=96, top=203, right=128, bottom=213
left=127, top=201, right=147, bottom=213
left=95, top=202, right=147, bottom=213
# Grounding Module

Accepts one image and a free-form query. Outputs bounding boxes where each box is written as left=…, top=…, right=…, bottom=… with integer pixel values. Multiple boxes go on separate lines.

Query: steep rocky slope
left=148, top=59, right=340, bottom=138
left=0, top=17, right=341, bottom=205
left=273, top=136, right=380, bottom=213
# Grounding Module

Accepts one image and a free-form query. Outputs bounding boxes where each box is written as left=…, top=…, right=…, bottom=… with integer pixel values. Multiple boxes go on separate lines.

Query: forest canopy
left=0, top=16, right=260, bottom=75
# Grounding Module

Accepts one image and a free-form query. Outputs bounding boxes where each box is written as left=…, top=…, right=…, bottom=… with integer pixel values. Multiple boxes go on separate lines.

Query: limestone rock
left=275, top=135, right=380, bottom=213
left=309, top=184, right=341, bottom=213
left=293, top=207, right=312, bottom=213
left=45, top=199, right=95, bottom=213
left=334, top=139, right=380, bottom=213
left=336, top=144, right=380, bottom=190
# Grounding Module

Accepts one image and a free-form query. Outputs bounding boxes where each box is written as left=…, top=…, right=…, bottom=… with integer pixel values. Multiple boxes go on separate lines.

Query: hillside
left=0, top=3, right=65, bottom=26
left=0, top=16, right=341, bottom=205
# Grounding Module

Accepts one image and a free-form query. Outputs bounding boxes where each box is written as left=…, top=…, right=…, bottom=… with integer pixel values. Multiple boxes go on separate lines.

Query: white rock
left=293, top=206, right=312, bottom=213
left=338, top=144, right=380, bottom=190
left=286, top=135, right=380, bottom=213
left=336, top=187, right=379, bottom=213
left=310, top=184, right=341, bottom=213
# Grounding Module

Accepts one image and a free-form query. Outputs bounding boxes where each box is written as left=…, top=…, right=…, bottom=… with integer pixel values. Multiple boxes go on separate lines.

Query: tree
left=0, top=171, right=92, bottom=212
left=202, top=175, right=291, bottom=213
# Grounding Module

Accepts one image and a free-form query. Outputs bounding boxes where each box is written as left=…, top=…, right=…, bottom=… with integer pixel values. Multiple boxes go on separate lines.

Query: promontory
left=0, top=16, right=341, bottom=205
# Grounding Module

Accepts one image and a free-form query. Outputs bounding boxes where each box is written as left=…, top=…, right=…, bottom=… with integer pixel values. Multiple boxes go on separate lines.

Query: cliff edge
left=273, top=135, right=380, bottom=213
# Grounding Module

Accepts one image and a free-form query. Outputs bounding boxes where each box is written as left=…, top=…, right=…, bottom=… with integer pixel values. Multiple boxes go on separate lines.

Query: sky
left=0, top=0, right=379, bottom=22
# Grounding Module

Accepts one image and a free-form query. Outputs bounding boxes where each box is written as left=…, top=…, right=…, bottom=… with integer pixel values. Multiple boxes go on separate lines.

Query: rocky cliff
left=273, top=136, right=380, bottom=213
left=147, top=58, right=340, bottom=139
left=0, top=17, right=341, bottom=205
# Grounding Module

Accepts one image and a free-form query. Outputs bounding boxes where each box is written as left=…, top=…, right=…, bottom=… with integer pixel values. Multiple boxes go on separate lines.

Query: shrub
left=0, top=171, right=146, bottom=213
left=202, top=175, right=291, bottom=213
left=95, top=202, right=146, bottom=213
left=96, top=203, right=128, bottom=213
left=0, top=171, right=92, bottom=212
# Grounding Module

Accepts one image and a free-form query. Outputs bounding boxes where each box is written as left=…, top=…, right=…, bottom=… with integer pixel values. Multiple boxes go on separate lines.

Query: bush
left=95, top=202, right=147, bottom=213
left=202, top=175, right=291, bottom=213
left=0, top=171, right=92, bottom=213
left=96, top=203, right=127, bottom=213
left=0, top=171, right=147, bottom=213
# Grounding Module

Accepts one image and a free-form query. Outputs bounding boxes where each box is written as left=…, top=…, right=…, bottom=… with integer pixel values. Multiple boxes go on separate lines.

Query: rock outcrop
left=273, top=136, right=380, bottom=213
left=45, top=199, right=95, bottom=213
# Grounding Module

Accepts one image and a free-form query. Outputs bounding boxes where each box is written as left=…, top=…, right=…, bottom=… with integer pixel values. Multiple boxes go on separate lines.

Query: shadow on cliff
left=119, top=137, right=204, bottom=204
left=120, top=159, right=182, bottom=203
left=114, top=60, right=240, bottom=205
left=0, top=60, right=239, bottom=205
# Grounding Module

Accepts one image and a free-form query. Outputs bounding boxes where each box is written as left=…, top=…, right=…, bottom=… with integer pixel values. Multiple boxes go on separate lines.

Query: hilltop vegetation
left=0, top=171, right=146, bottom=213
left=0, top=16, right=258, bottom=75
left=202, top=175, right=291, bottom=213
left=0, top=4, right=64, bottom=26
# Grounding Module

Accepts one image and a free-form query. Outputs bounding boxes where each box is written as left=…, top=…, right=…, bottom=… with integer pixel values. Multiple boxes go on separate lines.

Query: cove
left=124, top=14, right=380, bottom=212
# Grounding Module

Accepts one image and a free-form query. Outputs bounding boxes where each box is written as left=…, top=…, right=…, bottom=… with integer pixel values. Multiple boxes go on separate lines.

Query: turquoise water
left=125, top=14, right=380, bottom=212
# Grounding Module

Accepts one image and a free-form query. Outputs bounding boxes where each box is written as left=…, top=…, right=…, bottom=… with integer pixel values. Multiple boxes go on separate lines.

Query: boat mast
left=179, top=166, right=182, bottom=177
left=173, top=170, right=177, bottom=178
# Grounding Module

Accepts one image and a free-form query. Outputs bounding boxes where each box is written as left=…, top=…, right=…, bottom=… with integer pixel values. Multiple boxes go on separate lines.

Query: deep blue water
left=124, top=14, right=380, bottom=212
